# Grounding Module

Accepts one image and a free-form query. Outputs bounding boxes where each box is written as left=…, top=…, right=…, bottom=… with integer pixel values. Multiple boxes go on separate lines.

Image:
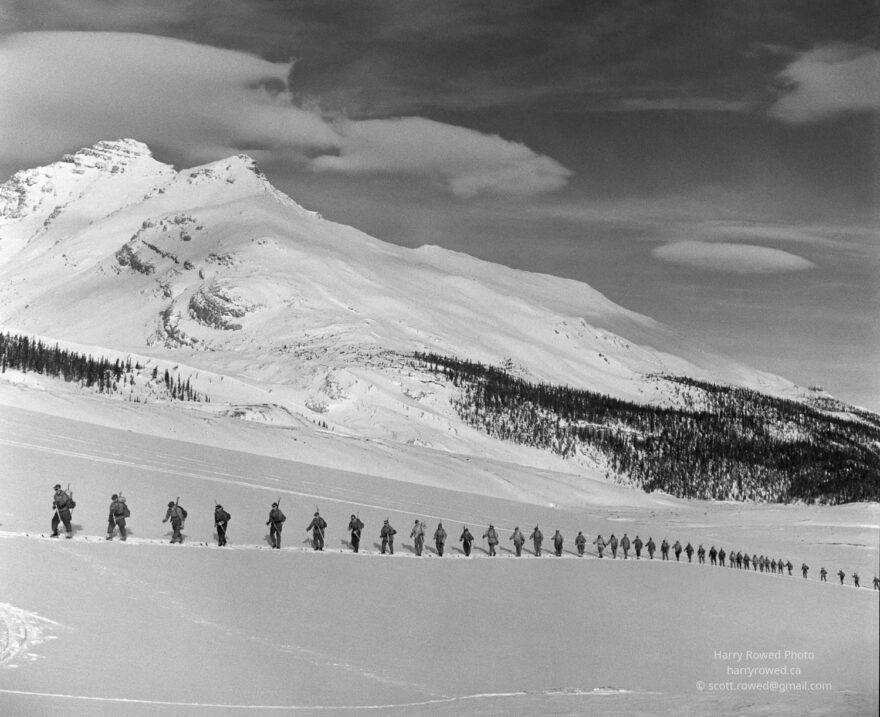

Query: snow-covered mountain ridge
left=0, top=139, right=855, bottom=470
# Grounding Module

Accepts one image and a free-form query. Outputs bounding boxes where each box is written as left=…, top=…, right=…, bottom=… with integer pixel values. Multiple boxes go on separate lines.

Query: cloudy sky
left=1, top=0, right=877, bottom=409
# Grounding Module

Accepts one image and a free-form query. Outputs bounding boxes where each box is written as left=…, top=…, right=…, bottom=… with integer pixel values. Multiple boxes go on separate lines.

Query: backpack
left=123, top=504, right=131, bottom=518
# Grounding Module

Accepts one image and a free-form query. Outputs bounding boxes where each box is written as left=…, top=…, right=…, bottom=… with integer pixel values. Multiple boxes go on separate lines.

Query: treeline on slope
left=0, top=332, right=207, bottom=402
left=413, top=352, right=880, bottom=504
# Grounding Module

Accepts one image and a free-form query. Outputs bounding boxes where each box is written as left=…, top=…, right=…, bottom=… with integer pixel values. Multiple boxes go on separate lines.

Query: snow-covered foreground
left=1, top=393, right=878, bottom=716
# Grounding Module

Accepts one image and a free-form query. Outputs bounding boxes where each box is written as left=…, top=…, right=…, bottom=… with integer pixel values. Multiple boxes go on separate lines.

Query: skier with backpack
left=510, top=526, right=526, bottom=556
left=593, top=534, right=606, bottom=558
left=214, top=503, right=231, bottom=547
left=482, top=524, right=499, bottom=556
left=306, top=510, right=327, bottom=551
left=380, top=519, right=397, bottom=554
left=51, top=484, right=75, bottom=538
left=106, top=493, right=129, bottom=541
left=673, top=540, right=683, bottom=562
left=685, top=542, right=694, bottom=563
left=162, top=500, right=188, bottom=544
left=459, top=526, right=474, bottom=556
left=348, top=514, right=364, bottom=553
left=530, top=526, right=543, bottom=557
left=411, top=520, right=426, bottom=556
left=633, top=535, right=643, bottom=559
left=620, top=533, right=631, bottom=559
left=434, top=522, right=447, bottom=556
left=609, top=533, right=619, bottom=558
left=575, top=531, right=586, bottom=556
left=553, top=530, right=564, bottom=557
left=266, top=501, right=286, bottom=549
left=646, top=537, right=656, bottom=559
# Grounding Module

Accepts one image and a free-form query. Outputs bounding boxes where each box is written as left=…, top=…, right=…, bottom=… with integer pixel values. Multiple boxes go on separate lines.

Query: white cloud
left=653, top=241, right=815, bottom=274
left=0, top=31, right=571, bottom=197
left=769, top=43, right=880, bottom=123
left=311, top=117, right=572, bottom=197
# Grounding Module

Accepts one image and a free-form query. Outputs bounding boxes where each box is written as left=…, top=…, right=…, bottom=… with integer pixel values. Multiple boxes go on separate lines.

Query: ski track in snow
left=0, top=603, right=62, bottom=669
left=0, top=686, right=655, bottom=710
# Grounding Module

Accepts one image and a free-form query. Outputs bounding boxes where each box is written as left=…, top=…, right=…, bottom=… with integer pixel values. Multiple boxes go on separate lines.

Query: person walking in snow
left=593, top=534, right=606, bottom=558
left=459, top=526, right=474, bottom=557
left=553, top=530, right=564, bottom=557
left=837, top=569, right=845, bottom=585
left=717, top=547, right=725, bottom=566
left=510, top=526, right=525, bottom=556
left=673, top=540, right=682, bottom=562
left=872, top=576, right=879, bottom=590
left=609, top=533, right=619, bottom=558
left=852, top=572, right=860, bottom=588
left=801, top=563, right=809, bottom=579
left=620, top=533, right=631, bottom=559
left=575, top=531, right=586, bottom=556
left=214, top=503, right=230, bottom=546
left=434, top=522, right=447, bottom=556
left=708, top=546, right=717, bottom=565
left=163, top=500, right=188, bottom=544
left=685, top=542, right=694, bottom=563
left=306, top=511, right=327, bottom=551
left=743, top=553, right=750, bottom=570
left=106, top=493, right=128, bottom=541
left=530, top=526, right=543, bottom=557
left=661, top=539, right=670, bottom=561
left=410, top=520, right=426, bottom=556
left=697, top=545, right=705, bottom=564
left=483, top=524, right=499, bottom=556
left=736, top=551, right=743, bottom=569
left=646, top=537, right=656, bottom=560
left=785, top=560, right=793, bottom=575
left=634, top=535, right=643, bottom=559
left=380, top=519, right=397, bottom=554
left=51, top=484, right=75, bottom=539
left=348, top=514, right=364, bottom=553
left=266, top=502, right=286, bottom=549
left=819, top=567, right=827, bottom=582
left=752, top=554, right=759, bottom=571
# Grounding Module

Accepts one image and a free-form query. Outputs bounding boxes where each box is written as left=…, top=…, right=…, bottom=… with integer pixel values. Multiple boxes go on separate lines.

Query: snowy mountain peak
left=62, top=138, right=156, bottom=168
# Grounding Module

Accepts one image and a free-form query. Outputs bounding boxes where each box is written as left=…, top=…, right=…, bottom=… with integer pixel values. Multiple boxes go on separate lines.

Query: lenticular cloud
left=653, top=241, right=815, bottom=274
left=0, top=31, right=571, bottom=197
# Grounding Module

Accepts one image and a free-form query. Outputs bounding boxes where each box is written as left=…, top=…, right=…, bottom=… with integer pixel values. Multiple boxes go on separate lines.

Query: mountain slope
left=0, top=139, right=858, bottom=481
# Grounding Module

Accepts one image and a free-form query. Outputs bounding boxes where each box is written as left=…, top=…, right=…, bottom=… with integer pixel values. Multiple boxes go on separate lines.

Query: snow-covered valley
left=0, top=376, right=878, bottom=716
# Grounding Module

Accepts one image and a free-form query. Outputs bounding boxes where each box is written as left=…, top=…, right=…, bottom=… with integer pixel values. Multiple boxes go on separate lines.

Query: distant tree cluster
left=0, top=332, right=207, bottom=403
left=413, top=352, right=880, bottom=505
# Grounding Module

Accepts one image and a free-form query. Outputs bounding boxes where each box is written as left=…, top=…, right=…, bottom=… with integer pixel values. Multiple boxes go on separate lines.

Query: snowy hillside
left=0, top=140, right=813, bottom=459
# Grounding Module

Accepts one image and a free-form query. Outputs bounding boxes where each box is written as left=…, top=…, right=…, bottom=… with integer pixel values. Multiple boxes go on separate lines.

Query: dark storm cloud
left=4, top=0, right=874, bottom=117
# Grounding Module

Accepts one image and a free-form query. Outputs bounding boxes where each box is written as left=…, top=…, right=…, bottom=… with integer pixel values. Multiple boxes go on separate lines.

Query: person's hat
left=415, top=519, right=419, bottom=523
left=351, top=514, right=356, bottom=519
left=216, top=504, right=222, bottom=509
left=272, top=502, right=278, bottom=507
left=54, top=484, right=62, bottom=490
left=168, top=501, right=175, bottom=507
left=112, top=494, right=118, bottom=500
left=314, top=511, right=319, bottom=516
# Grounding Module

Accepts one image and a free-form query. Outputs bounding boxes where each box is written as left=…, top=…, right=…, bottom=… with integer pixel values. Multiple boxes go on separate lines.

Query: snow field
left=1, top=397, right=878, bottom=716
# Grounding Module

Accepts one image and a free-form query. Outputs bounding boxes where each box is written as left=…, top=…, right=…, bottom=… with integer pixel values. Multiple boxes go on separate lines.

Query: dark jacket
left=348, top=517, right=364, bottom=535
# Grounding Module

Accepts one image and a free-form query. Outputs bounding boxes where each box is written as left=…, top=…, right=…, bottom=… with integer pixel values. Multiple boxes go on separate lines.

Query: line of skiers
left=50, top=485, right=878, bottom=590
